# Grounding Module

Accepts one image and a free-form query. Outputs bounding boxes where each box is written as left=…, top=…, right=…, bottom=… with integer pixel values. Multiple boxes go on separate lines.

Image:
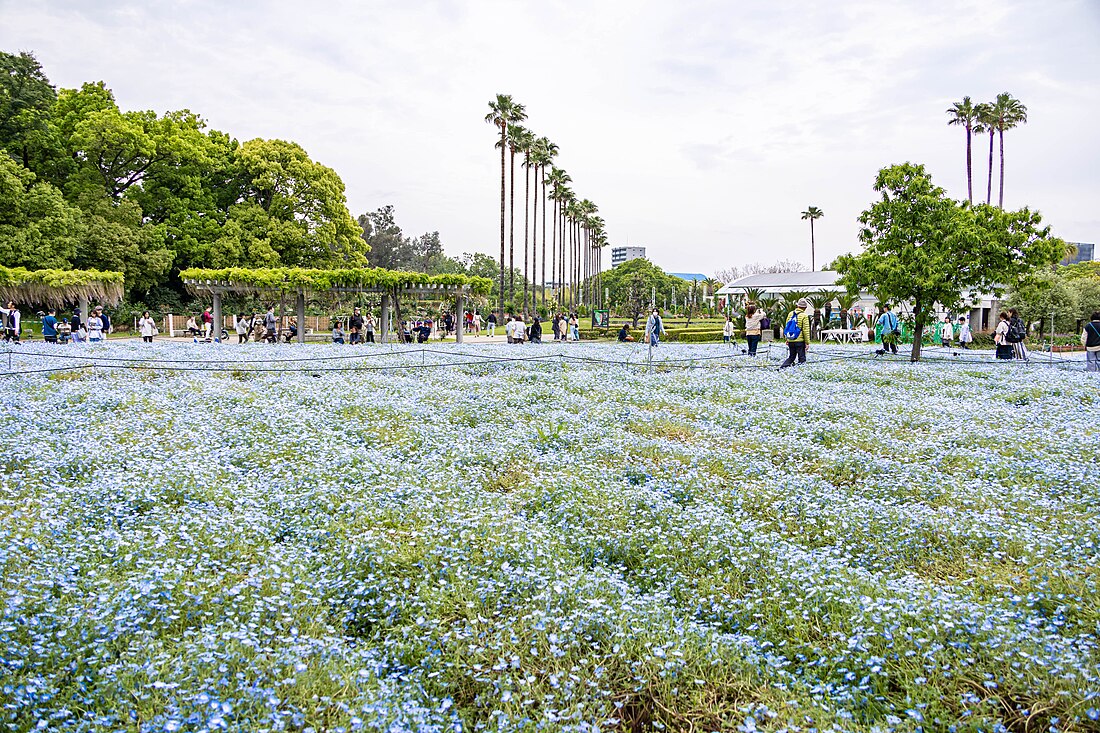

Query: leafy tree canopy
left=600, top=258, right=686, bottom=325
left=835, top=162, right=1066, bottom=361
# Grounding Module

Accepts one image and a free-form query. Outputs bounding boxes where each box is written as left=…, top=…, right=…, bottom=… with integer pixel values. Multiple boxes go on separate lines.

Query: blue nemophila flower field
left=0, top=342, right=1097, bottom=732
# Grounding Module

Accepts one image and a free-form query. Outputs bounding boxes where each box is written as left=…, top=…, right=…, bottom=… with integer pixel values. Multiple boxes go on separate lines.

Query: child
left=958, top=316, right=972, bottom=349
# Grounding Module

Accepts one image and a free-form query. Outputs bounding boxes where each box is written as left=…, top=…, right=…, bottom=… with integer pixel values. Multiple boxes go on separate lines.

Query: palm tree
left=946, top=96, right=979, bottom=203
left=536, top=139, right=558, bottom=307
left=506, top=123, right=529, bottom=308
left=976, top=102, right=996, bottom=205
left=991, top=92, right=1027, bottom=208
left=546, top=169, right=570, bottom=307
left=835, top=292, right=859, bottom=329
left=806, top=291, right=831, bottom=338
left=485, top=95, right=525, bottom=317
left=512, top=127, right=535, bottom=313
left=801, top=206, right=824, bottom=271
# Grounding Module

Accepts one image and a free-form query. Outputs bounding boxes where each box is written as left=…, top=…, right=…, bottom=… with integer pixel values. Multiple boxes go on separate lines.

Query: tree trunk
left=499, top=125, right=506, bottom=321
left=541, top=171, right=547, bottom=307
left=965, top=125, right=973, bottom=204
left=523, top=156, right=530, bottom=314
left=508, top=149, right=516, bottom=310
left=986, top=130, right=994, bottom=205
left=530, top=163, right=537, bottom=313
left=810, top=219, right=816, bottom=271
left=550, top=199, right=557, bottom=308
left=910, top=299, right=926, bottom=362
left=998, top=127, right=1005, bottom=208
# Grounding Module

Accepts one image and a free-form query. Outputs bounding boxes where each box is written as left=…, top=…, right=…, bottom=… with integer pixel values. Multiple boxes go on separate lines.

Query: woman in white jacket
left=0, top=302, right=20, bottom=343
left=138, top=311, right=157, bottom=343
left=723, top=315, right=736, bottom=345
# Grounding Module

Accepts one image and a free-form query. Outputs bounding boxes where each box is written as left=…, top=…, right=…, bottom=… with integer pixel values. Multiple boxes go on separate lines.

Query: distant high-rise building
left=611, top=246, right=646, bottom=267
left=1062, top=242, right=1095, bottom=266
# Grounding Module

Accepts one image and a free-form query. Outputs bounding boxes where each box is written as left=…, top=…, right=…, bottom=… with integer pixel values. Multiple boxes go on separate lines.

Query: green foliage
left=835, top=163, right=1066, bottom=361
left=179, top=267, right=494, bottom=295
left=0, top=155, right=83, bottom=268
left=0, top=264, right=125, bottom=306
left=600, top=258, right=687, bottom=323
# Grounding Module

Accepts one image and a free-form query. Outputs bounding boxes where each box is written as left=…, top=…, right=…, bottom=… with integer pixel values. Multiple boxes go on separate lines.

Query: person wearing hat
left=779, top=298, right=812, bottom=368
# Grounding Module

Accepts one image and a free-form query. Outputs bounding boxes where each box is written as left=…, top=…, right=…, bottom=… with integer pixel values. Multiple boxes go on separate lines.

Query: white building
left=715, top=270, right=1004, bottom=331
left=611, top=246, right=646, bottom=267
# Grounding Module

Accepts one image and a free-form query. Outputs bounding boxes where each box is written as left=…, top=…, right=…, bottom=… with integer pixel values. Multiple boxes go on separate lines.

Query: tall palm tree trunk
left=508, top=149, right=516, bottom=309
left=499, top=127, right=506, bottom=319
left=810, top=219, right=816, bottom=271
left=986, top=129, right=994, bottom=205
left=530, top=164, right=537, bottom=312
left=523, top=159, right=530, bottom=314
left=550, top=200, right=557, bottom=307
left=965, top=126, right=973, bottom=204
left=998, top=128, right=1005, bottom=208
left=540, top=173, right=547, bottom=307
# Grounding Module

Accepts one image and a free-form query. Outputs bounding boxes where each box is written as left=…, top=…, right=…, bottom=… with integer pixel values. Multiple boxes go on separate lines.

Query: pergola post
left=212, top=291, right=222, bottom=343
left=380, top=294, right=391, bottom=344
left=455, top=293, right=464, bottom=345
left=78, top=296, right=88, bottom=327
left=296, top=291, right=306, bottom=344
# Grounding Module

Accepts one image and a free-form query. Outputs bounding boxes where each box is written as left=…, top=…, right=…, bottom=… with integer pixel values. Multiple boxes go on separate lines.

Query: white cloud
left=2, top=0, right=1098, bottom=273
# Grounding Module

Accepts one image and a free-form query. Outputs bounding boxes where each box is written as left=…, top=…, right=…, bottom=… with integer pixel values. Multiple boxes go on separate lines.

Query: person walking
left=722, top=315, right=736, bottom=345
left=940, top=315, right=953, bottom=348
left=97, top=306, right=111, bottom=338
left=1007, top=308, right=1028, bottom=361
left=41, top=309, right=59, bottom=344
left=234, top=314, right=250, bottom=343
left=877, top=304, right=900, bottom=355
left=1082, top=311, right=1100, bottom=372
left=958, top=316, right=972, bottom=349
left=644, top=309, right=665, bottom=347
left=139, top=311, right=158, bottom=343
left=744, top=303, right=765, bottom=357
left=201, top=307, right=213, bottom=340
left=264, top=306, right=277, bottom=343
left=994, top=311, right=1013, bottom=359
left=487, top=312, right=498, bottom=338
left=779, top=298, right=811, bottom=368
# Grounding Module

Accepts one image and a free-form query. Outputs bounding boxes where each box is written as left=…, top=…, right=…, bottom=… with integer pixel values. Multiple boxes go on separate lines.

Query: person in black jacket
left=528, top=316, right=542, bottom=344
left=1007, top=308, right=1029, bottom=361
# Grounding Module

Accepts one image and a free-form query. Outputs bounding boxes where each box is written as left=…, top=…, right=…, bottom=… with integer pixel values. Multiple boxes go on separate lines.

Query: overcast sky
left=2, top=0, right=1098, bottom=275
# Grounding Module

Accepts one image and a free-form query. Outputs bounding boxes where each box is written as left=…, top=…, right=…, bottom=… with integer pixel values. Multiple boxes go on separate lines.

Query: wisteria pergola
left=180, top=267, right=494, bottom=343
left=0, top=266, right=125, bottom=315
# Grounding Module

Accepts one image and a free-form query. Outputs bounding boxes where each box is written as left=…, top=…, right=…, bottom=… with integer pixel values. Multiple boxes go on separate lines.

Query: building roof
left=715, top=270, right=841, bottom=295
left=669, top=272, right=710, bottom=283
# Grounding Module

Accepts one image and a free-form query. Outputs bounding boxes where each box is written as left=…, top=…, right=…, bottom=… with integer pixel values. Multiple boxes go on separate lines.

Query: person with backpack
left=644, top=309, right=665, bottom=347
left=1007, top=308, right=1028, bottom=360
left=779, top=298, right=811, bottom=368
left=95, top=306, right=111, bottom=339
left=876, top=304, right=900, bottom=355
left=42, top=309, right=59, bottom=344
left=1082, top=311, right=1100, bottom=372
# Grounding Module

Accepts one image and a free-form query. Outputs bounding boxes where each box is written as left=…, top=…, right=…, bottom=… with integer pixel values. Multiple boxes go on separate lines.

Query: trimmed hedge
left=180, top=267, right=494, bottom=296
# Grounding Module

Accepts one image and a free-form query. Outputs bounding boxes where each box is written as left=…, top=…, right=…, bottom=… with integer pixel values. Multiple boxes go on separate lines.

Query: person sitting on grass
left=618, top=323, right=634, bottom=342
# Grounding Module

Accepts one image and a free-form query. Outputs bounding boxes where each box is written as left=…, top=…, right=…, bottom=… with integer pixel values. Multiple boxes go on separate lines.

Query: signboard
left=591, top=309, right=610, bottom=329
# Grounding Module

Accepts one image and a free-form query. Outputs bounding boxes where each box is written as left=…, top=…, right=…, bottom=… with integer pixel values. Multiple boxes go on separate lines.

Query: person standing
left=779, top=298, right=811, bottom=368
left=0, top=302, right=20, bottom=343
left=994, top=311, right=1013, bottom=359
left=139, top=311, right=158, bottom=343
left=744, top=303, right=765, bottom=357
left=1082, top=311, right=1100, bottom=372
left=644, top=309, right=665, bottom=347
left=570, top=313, right=579, bottom=342
left=86, top=309, right=104, bottom=343
left=264, top=306, right=277, bottom=343
left=957, top=316, right=972, bottom=349
left=364, top=313, right=376, bottom=343
left=200, top=307, right=213, bottom=340
left=487, top=312, right=498, bottom=338
left=529, top=316, right=542, bottom=344
left=350, top=307, right=364, bottom=340
left=42, top=309, right=59, bottom=344
left=877, top=304, right=900, bottom=355
left=96, top=306, right=111, bottom=339
left=234, top=314, right=249, bottom=343
left=1007, top=308, right=1028, bottom=361
left=722, top=314, right=736, bottom=345
left=940, top=315, right=953, bottom=348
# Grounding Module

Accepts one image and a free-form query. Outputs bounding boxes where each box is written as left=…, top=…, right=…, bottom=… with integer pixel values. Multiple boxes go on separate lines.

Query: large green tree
left=0, top=154, right=82, bottom=268
left=0, top=51, right=57, bottom=171
left=600, top=257, right=684, bottom=327
left=835, top=163, right=1067, bottom=361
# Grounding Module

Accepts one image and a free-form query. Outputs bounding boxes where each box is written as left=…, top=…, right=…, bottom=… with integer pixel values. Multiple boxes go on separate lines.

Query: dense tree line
left=0, top=50, right=365, bottom=307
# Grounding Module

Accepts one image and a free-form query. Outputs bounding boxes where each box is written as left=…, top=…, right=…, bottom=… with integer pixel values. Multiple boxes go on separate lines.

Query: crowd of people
left=0, top=298, right=1097, bottom=371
